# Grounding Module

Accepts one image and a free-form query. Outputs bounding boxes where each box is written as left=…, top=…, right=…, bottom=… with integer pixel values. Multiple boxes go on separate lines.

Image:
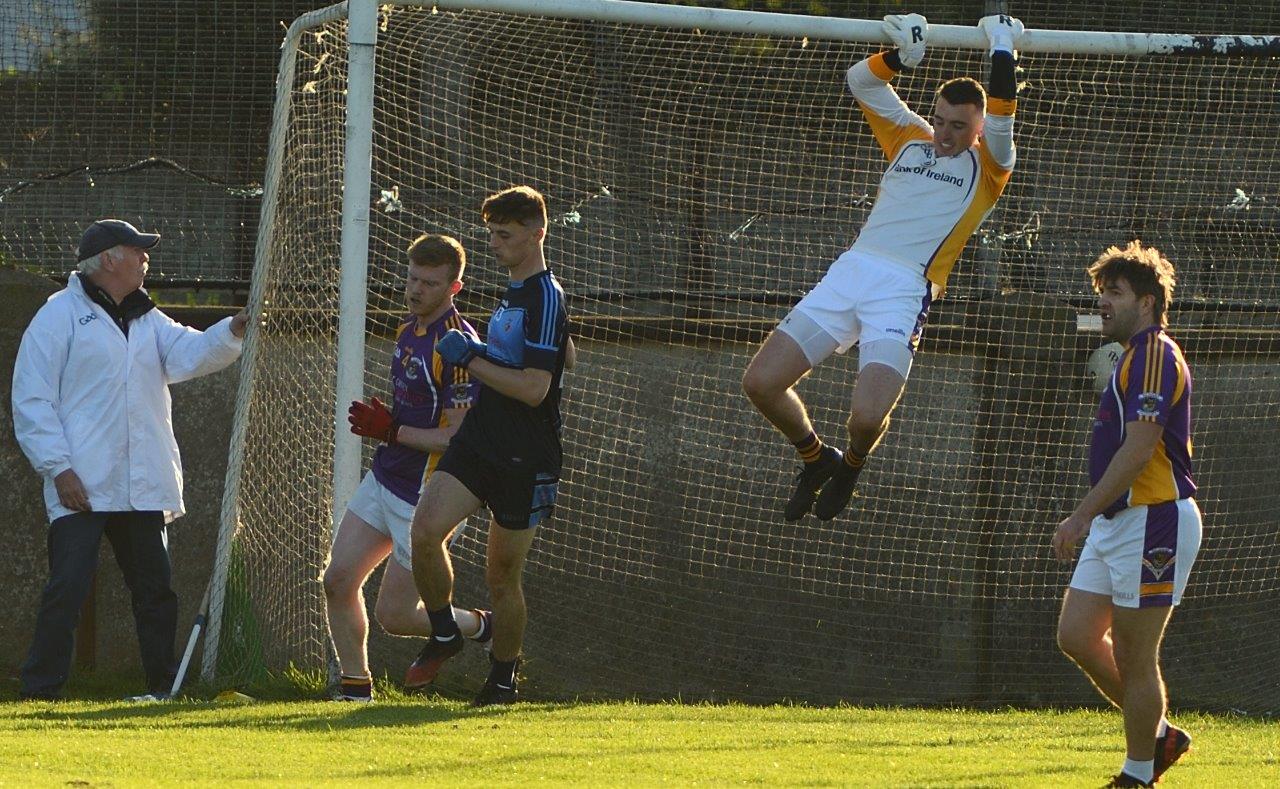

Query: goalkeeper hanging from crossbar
left=743, top=12, right=1023, bottom=521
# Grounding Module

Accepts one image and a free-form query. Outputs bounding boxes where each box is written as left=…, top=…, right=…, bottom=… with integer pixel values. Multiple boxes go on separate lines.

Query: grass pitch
left=1, top=693, right=1275, bottom=787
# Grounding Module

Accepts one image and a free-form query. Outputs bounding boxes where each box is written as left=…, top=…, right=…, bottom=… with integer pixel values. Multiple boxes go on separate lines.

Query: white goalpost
left=203, top=0, right=1280, bottom=710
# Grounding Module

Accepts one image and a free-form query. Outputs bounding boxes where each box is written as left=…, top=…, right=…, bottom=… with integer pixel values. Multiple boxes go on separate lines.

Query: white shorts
left=1070, top=498, right=1202, bottom=609
left=778, top=249, right=934, bottom=377
left=344, top=470, right=417, bottom=570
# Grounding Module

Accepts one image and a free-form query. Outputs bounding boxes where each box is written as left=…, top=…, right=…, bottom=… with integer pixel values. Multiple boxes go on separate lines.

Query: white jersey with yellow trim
left=845, top=52, right=1016, bottom=291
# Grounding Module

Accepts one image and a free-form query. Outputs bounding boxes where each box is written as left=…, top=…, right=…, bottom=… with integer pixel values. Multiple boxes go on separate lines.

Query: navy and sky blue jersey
left=455, top=269, right=569, bottom=470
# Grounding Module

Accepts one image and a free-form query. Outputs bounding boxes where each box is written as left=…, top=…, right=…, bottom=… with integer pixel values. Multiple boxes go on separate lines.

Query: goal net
left=207, top=0, right=1280, bottom=710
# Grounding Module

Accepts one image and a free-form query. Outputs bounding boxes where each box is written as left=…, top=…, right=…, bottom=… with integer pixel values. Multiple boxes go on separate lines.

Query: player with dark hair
left=743, top=13, right=1023, bottom=521
left=1053, top=242, right=1199, bottom=788
left=324, top=233, right=489, bottom=702
left=407, top=185, right=572, bottom=706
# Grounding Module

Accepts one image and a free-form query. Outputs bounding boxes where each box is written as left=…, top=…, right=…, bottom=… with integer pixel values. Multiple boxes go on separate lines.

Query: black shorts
left=436, top=438, right=559, bottom=531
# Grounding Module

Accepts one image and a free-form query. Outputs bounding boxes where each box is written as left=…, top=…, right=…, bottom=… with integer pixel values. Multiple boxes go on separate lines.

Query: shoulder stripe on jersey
left=1151, top=334, right=1161, bottom=394
left=542, top=278, right=554, bottom=347
left=539, top=277, right=562, bottom=348
left=1138, top=333, right=1162, bottom=422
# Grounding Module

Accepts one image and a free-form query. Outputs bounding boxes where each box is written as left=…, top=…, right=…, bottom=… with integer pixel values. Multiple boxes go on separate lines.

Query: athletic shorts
left=778, top=249, right=934, bottom=377
left=436, top=439, right=558, bottom=531
left=344, top=470, right=417, bottom=570
left=1070, top=498, right=1202, bottom=608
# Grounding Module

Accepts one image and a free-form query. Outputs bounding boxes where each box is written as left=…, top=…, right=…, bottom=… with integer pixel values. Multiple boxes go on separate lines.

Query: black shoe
left=813, top=463, right=861, bottom=521
left=404, top=634, right=465, bottom=690
left=784, top=446, right=843, bottom=521
left=1154, top=725, right=1192, bottom=781
left=471, top=681, right=519, bottom=707
left=1105, top=773, right=1151, bottom=788
left=18, top=691, right=61, bottom=702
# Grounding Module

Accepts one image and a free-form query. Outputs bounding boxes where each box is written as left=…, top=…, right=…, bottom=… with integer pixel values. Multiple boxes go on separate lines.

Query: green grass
left=1, top=692, right=1275, bottom=787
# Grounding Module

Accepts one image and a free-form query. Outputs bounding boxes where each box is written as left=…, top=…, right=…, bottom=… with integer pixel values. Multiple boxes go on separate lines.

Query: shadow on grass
left=4, top=698, right=579, bottom=731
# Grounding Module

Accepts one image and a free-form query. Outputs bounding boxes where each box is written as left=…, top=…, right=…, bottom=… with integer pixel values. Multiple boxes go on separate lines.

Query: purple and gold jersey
left=371, top=307, right=480, bottom=504
left=1090, top=325, right=1195, bottom=517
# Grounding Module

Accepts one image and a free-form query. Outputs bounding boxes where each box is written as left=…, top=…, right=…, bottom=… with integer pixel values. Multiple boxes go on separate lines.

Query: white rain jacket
left=11, top=274, right=243, bottom=523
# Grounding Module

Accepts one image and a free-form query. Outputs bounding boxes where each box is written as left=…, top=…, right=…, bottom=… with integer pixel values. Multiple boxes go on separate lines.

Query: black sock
left=488, top=657, right=518, bottom=689
left=339, top=674, right=372, bottom=698
left=427, top=605, right=461, bottom=641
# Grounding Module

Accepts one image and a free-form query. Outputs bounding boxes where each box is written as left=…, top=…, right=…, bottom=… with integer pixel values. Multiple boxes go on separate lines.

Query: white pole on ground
left=328, top=0, right=379, bottom=684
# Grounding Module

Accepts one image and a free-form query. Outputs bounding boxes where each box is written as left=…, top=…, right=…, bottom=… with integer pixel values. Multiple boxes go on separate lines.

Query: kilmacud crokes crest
left=450, top=382, right=472, bottom=407
left=1137, top=391, right=1164, bottom=417
left=1143, top=546, right=1176, bottom=580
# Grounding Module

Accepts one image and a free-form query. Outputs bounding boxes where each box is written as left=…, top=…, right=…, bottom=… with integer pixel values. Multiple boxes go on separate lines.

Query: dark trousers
left=21, top=510, right=178, bottom=697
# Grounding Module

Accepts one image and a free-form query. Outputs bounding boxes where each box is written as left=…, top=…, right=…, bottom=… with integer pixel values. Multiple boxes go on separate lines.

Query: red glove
left=348, top=397, right=398, bottom=444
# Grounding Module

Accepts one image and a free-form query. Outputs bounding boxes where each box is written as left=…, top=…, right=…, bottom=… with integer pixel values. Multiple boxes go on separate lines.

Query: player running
left=407, top=185, right=573, bottom=706
left=323, top=234, right=490, bottom=702
left=1053, top=243, right=1200, bottom=788
left=743, top=13, right=1023, bottom=521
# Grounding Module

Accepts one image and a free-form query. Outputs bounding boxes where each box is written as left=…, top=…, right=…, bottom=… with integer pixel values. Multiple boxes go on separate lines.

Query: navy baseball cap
left=76, top=219, right=161, bottom=262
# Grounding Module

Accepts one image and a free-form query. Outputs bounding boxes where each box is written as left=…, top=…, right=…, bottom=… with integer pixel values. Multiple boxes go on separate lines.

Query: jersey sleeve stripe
left=540, top=279, right=554, bottom=347
left=540, top=278, right=563, bottom=349
left=1144, top=333, right=1162, bottom=395
left=867, top=51, right=897, bottom=81
left=1141, top=335, right=1162, bottom=420
left=987, top=97, right=1017, bottom=117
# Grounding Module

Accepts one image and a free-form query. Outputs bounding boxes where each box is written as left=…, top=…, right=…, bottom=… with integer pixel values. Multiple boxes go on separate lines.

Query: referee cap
left=77, top=219, right=161, bottom=262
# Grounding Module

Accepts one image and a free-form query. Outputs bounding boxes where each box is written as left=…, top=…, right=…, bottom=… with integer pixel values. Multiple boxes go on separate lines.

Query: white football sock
left=1122, top=758, right=1154, bottom=783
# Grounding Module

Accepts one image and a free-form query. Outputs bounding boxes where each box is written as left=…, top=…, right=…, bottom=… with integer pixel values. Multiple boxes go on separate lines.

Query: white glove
left=882, top=13, right=929, bottom=69
left=978, top=14, right=1024, bottom=55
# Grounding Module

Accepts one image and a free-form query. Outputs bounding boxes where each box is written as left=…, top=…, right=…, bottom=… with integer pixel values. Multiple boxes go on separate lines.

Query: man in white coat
left=11, top=219, right=248, bottom=700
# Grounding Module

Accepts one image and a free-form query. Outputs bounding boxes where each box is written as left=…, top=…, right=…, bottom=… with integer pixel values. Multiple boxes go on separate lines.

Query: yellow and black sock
left=339, top=674, right=372, bottom=699
left=843, top=448, right=867, bottom=472
left=793, top=431, right=826, bottom=464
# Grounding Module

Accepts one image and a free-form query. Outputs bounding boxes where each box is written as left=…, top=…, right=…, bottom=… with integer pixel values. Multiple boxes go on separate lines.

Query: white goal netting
left=209, top=1, right=1280, bottom=710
